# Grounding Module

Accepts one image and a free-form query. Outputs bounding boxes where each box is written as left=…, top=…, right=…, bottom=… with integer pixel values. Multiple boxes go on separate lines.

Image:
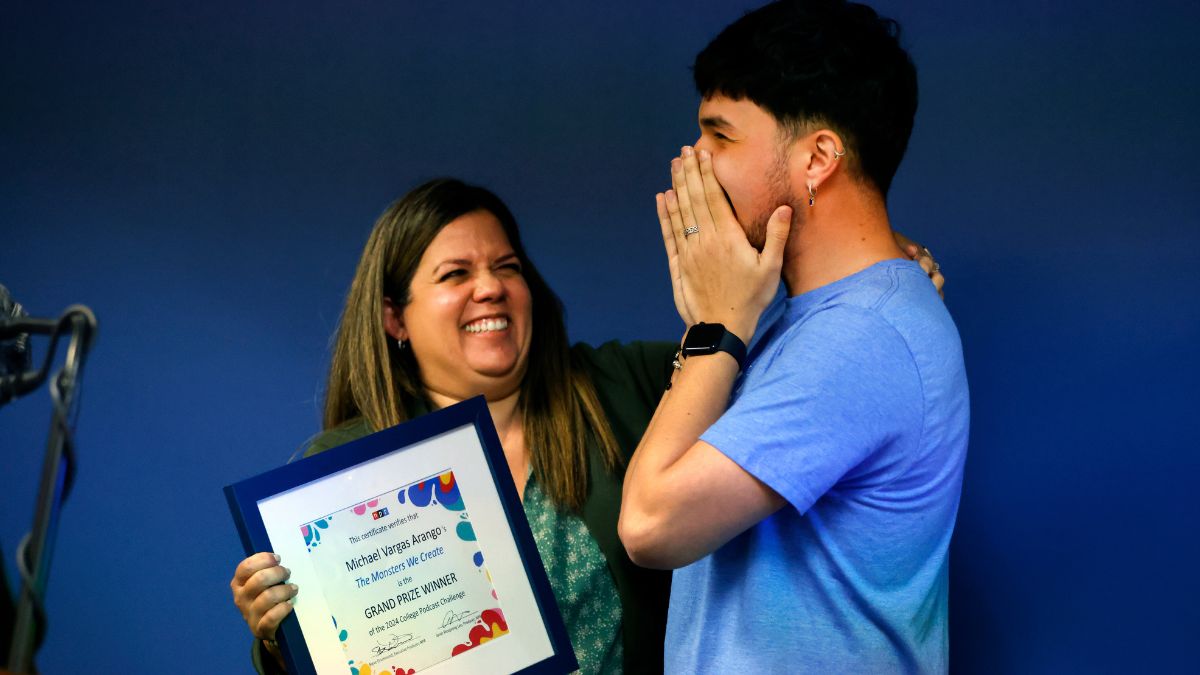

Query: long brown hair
left=324, top=178, right=621, bottom=510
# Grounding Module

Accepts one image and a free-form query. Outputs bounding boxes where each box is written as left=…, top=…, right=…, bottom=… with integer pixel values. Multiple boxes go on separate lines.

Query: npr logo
left=372, top=507, right=389, bottom=520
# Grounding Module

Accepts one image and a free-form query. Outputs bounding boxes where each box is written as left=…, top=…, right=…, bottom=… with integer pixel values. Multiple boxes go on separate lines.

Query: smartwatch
left=681, top=322, right=747, bottom=369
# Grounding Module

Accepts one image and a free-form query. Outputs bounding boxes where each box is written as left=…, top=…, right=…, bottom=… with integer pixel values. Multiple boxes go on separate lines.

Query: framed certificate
left=225, top=397, right=577, bottom=675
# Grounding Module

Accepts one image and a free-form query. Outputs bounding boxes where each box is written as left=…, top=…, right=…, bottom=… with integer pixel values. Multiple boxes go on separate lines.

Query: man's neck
left=780, top=185, right=905, bottom=296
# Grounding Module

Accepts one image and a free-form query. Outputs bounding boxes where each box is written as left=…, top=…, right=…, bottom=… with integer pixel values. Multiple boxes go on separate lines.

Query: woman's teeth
left=465, top=318, right=508, bottom=333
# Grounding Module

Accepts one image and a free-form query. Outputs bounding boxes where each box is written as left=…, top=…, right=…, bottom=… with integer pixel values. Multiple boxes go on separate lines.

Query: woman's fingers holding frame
left=255, top=594, right=296, bottom=641
left=230, top=551, right=299, bottom=641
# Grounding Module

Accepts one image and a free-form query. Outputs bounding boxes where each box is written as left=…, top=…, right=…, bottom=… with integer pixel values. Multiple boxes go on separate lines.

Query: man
left=618, top=1, right=969, bottom=672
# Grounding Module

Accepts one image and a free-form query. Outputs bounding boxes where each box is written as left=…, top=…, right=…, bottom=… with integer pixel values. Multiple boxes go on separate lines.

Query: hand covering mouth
left=722, top=186, right=738, bottom=219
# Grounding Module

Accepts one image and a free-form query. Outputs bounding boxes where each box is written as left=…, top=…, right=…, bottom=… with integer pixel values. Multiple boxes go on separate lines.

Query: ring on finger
left=683, top=225, right=699, bottom=237
left=932, top=262, right=941, bottom=273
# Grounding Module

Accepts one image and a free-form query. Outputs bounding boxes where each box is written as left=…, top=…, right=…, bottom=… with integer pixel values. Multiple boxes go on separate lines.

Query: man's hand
left=626, top=145, right=792, bottom=569
left=656, top=190, right=695, bottom=327
left=655, top=146, right=791, bottom=343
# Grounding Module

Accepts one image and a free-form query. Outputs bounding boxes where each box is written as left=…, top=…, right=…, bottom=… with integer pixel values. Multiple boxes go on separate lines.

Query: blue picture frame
left=225, top=396, right=577, bottom=675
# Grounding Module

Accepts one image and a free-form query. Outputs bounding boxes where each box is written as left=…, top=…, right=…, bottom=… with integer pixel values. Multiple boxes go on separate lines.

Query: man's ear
left=789, top=128, right=847, bottom=191
left=382, top=297, right=407, bottom=342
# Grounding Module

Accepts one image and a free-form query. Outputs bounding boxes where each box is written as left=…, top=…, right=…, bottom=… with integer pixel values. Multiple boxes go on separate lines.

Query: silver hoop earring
left=397, top=339, right=407, bottom=351
left=833, top=147, right=846, bottom=160
left=807, top=183, right=816, bottom=207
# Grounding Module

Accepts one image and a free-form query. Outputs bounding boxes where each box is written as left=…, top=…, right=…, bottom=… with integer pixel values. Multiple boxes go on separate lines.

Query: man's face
left=694, top=95, right=797, bottom=249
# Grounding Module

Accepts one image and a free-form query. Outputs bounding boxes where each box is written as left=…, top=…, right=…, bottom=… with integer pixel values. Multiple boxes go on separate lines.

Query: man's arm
left=619, top=347, right=785, bottom=569
left=619, top=146, right=789, bottom=569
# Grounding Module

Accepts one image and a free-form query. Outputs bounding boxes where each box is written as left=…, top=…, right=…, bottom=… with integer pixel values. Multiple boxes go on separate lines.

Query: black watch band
left=681, top=322, right=747, bottom=369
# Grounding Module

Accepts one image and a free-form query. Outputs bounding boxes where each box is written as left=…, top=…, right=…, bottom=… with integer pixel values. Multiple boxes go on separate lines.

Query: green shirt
left=524, top=473, right=622, bottom=673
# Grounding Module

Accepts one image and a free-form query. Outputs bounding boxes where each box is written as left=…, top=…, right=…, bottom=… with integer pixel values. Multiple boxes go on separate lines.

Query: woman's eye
left=499, top=262, right=523, bottom=274
left=438, top=269, right=466, bottom=282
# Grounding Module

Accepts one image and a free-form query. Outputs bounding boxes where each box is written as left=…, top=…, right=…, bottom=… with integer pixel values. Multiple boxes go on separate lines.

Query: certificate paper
left=302, top=470, right=506, bottom=672
left=226, top=397, right=577, bottom=675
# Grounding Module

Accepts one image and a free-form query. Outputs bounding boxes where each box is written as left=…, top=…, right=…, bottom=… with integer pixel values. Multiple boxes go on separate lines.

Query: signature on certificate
left=370, top=633, right=415, bottom=657
left=439, top=608, right=477, bottom=629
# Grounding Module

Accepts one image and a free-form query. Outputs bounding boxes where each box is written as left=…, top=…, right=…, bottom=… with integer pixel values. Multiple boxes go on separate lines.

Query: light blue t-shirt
left=666, top=259, right=969, bottom=674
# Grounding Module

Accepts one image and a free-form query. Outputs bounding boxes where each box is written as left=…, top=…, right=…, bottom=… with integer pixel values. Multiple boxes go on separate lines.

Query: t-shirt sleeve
left=700, top=306, right=923, bottom=513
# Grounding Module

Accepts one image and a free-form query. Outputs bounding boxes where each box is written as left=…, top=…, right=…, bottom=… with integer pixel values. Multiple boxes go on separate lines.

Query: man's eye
left=714, top=132, right=730, bottom=142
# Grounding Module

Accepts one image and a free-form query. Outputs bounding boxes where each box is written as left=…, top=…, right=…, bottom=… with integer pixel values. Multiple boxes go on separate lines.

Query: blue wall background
left=2, top=1, right=1197, bottom=672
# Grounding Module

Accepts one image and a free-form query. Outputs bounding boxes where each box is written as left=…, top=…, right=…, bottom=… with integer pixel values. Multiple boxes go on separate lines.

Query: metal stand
left=3, top=306, right=96, bottom=674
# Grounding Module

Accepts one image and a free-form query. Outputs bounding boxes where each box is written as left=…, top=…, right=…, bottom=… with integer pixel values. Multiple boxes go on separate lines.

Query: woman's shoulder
left=571, top=340, right=676, bottom=381
left=302, top=418, right=373, bottom=458
left=570, top=340, right=676, bottom=414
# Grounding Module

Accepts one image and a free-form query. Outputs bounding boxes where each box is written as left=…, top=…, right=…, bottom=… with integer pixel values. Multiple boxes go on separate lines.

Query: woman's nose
left=472, top=271, right=504, bottom=302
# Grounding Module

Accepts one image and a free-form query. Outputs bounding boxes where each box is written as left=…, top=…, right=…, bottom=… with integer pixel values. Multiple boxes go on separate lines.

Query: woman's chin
left=463, top=345, right=524, bottom=376
left=453, top=355, right=516, bottom=383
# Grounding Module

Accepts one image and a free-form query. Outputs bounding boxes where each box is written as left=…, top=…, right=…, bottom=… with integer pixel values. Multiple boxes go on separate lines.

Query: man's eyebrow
left=699, top=115, right=734, bottom=131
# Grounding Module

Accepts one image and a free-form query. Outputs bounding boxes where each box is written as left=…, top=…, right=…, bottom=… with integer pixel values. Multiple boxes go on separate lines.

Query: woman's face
left=389, top=209, right=533, bottom=401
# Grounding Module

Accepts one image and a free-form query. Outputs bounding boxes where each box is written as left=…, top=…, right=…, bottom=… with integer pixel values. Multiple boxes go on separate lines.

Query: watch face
left=683, top=322, right=725, bottom=355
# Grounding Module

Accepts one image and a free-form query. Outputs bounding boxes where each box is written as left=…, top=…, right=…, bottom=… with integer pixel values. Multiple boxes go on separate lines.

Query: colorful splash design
left=301, top=517, right=332, bottom=551
left=333, top=614, right=349, bottom=650
left=401, top=472, right=494, bottom=591
left=346, top=663, right=415, bottom=675
left=343, top=611, right=416, bottom=675
left=450, top=609, right=509, bottom=656
left=397, top=471, right=465, bottom=511
left=351, top=499, right=380, bottom=516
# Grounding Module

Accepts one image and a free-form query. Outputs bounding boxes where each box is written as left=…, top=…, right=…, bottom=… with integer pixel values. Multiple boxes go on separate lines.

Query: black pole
left=5, top=307, right=96, bottom=673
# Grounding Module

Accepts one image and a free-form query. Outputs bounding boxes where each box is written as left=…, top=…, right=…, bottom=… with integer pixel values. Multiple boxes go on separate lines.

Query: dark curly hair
left=693, top=0, right=918, bottom=197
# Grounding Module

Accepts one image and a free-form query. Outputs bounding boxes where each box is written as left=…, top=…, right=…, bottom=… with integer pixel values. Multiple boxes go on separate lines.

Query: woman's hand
left=230, top=552, right=297, bottom=669
left=655, top=146, right=791, bottom=343
left=892, top=231, right=946, bottom=298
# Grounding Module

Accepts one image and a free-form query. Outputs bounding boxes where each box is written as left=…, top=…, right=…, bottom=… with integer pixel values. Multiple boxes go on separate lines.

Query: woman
left=229, top=178, right=944, bottom=674
left=231, top=178, right=677, bottom=674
